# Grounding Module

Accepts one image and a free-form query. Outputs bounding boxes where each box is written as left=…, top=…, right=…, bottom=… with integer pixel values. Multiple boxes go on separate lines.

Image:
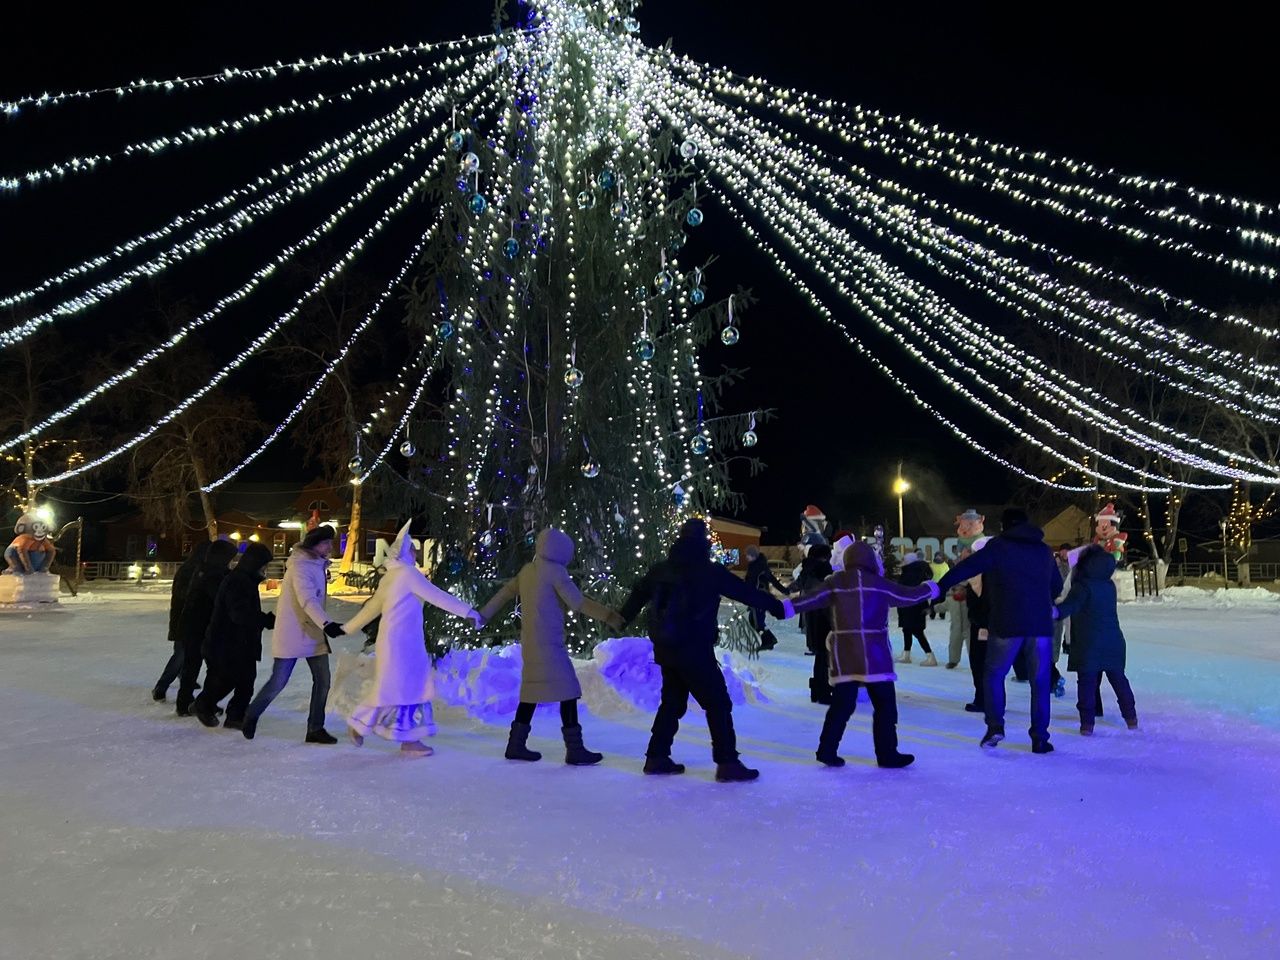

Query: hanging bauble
left=494, top=44, right=509, bottom=64
left=610, top=198, right=628, bottom=219
left=469, top=193, right=488, bottom=215
left=599, top=169, right=616, bottom=190
left=741, top=429, right=758, bottom=448
left=672, top=484, right=687, bottom=507
left=564, top=366, right=584, bottom=389
left=348, top=457, right=361, bottom=474
left=653, top=270, right=674, bottom=294
left=437, top=320, right=455, bottom=340
left=623, top=16, right=640, bottom=32
left=720, top=325, right=740, bottom=346
left=576, top=190, right=595, bottom=210
left=690, top=286, right=706, bottom=305
left=691, top=433, right=712, bottom=456
left=635, top=336, right=656, bottom=361
left=686, top=207, right=704, bottom=227
left=448, top=130, right=465, bottom=152
left=455, top=178, right=470, bottom=193
left=580, top=460, right=600, bottom=479
left=461, top=152, right=480, bottom=174
left=446, top=555, right=464, bottom=576
left=524, top=529, right=537, bottom=548
left=679, top=140, right=699, bottom=160
left=633, top=285, right=648, bottom=302
left=399, top=439, right=416, bottom=458
left=479, top=530, right=495, bottom=548
left=503, top=237, right=519, bottom=259
left=669, top=232, right=686, bottom=252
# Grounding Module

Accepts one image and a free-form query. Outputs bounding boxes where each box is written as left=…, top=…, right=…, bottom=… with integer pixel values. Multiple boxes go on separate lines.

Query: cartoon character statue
left=954, top=509, right=986, bottom=552
left=1093, top=503, right=1128, bottom=565
left=4, top=512, right=57, bottom=576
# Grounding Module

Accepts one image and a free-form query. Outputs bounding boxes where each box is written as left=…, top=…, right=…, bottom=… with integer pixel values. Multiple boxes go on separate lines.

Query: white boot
left=920, top=652, right=938, bottom=667
left=895, top=650, right=912, bottom=664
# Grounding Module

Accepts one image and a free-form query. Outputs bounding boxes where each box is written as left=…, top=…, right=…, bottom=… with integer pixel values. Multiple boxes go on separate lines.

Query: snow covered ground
left=2, top=588, right=1278, bottom=959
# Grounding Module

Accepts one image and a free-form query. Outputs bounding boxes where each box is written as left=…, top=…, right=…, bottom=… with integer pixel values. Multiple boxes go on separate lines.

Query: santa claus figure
left=954, top=509, right=986, bottom=553
left=1093, top=503, right=1128, bottom=565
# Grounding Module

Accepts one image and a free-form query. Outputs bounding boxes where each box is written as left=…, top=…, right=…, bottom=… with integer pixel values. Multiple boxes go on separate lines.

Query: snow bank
left=333, top=636, right=770, bottom=726
left=1140, top=585, right=1280, bottom=609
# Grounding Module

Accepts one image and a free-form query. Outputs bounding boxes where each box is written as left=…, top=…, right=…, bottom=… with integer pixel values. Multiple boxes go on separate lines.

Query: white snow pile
left=1143, top=585, right=1280, bottom=608
left=333, top=636, right=768, bottom=724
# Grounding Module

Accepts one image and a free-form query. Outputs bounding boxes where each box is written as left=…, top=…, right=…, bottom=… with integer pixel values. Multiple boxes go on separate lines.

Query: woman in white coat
left=337, top=522, right=482, bottom=757
left=243, top=525, right=343, bottom=743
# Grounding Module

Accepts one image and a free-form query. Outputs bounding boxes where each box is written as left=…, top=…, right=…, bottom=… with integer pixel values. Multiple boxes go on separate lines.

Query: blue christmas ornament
left=503, top=237, right=519, bottom=259
left=399, top=439, right=416, bottom=457
left=686, top=207, right=704, bottom=227
left=437, top=320, right=455, bottom=340
left=669, top=232, right=686, bottom=252
left=741, top=429, right=758, bottom=448
left=456, top=178, right=470, bottom=193
left=691, top=433, right=711, bottom=456
left=720, top=325, right=740, bottom=345
left=679, top=140, right=699, bottom=160
left=461, top=152, right=480, bottom=175
left=576, top=190, right=595, bottom=210
left=448, top=130, right=465, bottom=152
left=610, top=198, right=628, bottom=219
left=446, top=555, right=464, bottom=576
left=581, top=459, right=600, bottom=478
left=672, top=484, right=687, bottom=507
left=653, top=270, right=673, bottom=294
left=524, top=529, right=537, bottom=548
left=470, top=193, right=488, bottom=214
left=690, top=286, right=705, bottom=305
left=636, top=337, right=656, bottom=361
left=599, top=169, right=616, bottom=191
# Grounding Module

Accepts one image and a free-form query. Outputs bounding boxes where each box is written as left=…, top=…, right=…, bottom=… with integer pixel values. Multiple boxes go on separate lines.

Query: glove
left=264, top=611, right=276, bottom=630
left=779, top=598, right=797, bottom=620
left=1051, top=606, right=1060, bottom=621
left=323, top=621, right=345, bottom=639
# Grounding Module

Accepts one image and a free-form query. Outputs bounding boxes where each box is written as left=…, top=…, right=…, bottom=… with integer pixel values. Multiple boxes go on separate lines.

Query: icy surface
left=1, top=590, right=1278, bottom=959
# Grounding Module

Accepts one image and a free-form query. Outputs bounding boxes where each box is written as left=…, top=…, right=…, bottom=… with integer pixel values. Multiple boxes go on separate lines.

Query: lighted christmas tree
left=362, top=0, right=761, bottom=652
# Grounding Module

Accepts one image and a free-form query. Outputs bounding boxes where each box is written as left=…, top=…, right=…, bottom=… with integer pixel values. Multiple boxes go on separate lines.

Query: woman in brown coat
left=477, top=528, right=622, bottom=765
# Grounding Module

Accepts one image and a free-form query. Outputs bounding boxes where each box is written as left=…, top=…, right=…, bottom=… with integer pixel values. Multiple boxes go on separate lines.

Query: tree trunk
left=187, top=451, right=218, bottom=540
left=340, top=482, right=363, bottom=572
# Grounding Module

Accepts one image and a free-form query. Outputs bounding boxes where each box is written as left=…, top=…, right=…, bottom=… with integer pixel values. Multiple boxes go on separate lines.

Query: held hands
left=466, top=610, right=486, bottom=631
left=264, top=611, right=277, bottom=630
left=1051, top=606, right=1061, bottom=621
left=779, top=598, right=797, bottom=620
left=606, top=611, right=626, bottom=632
left=322, top=621, right=345, bottom=639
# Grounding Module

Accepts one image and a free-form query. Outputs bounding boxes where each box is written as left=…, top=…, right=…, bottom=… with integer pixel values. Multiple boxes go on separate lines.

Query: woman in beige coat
left=477, top=528, right=621, bottom=765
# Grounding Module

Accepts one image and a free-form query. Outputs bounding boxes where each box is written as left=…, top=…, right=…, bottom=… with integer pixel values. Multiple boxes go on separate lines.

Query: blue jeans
left=5, top=546, right=50, bottom=573
left=985, top=635, right=1052, bottom=743
left=245, top=656, right=331, bottom=733
left=154, top=641, right=184, bottom=695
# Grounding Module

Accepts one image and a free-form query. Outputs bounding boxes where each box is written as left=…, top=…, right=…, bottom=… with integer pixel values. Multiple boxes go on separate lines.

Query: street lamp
left=1219, top=518, right=1229, bottom=589
left=893, top=469, right=911, bottom=541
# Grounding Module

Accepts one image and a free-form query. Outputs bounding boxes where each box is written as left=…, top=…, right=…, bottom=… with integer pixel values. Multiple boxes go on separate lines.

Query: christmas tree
left=365, top=0, right=761, bottom=654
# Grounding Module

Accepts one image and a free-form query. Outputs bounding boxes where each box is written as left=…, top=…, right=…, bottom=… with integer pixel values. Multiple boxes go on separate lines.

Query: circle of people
left=154, top=507, right=1136, bottom=781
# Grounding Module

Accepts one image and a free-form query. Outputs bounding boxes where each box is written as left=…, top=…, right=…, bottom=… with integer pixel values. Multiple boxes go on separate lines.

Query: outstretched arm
left=717, top=567, right=785, bottom=618
left=477, top=577, right=520, bottom=626
left=338, top=592, right=384, bottom=636
left=410, top=571, right=475, bottom=619
left=937, top=547, right=995, bottom=592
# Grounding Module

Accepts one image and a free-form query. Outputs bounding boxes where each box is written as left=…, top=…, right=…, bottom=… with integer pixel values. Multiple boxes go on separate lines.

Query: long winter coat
left=1057, top=546, right=1127, bottom=673
left=895, top=559, right=933, bottom=631
left=478, top=529, right=614, bottom=703
left=619, top=527, right=785, bottom=662
left=203, top=545, right=273, bottom=663
left=340, top=556, right=473, bottom=708
left=166, top=541, right=210, bottom=644
left=746, top=553, right=789, bottom=595
left=938, top=522, right=1063, bottom=639
left=791, top=542, right=936, bottom=684
left=272, top=545, right=331, bottom=659
left=178, top=545, right=237, bottom=651
left=794, top=553, right=834, bottom=654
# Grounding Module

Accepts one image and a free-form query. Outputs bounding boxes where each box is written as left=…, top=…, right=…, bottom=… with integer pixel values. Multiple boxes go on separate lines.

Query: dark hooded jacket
left=938, top=522, right=1063, bottom=639
left=204, top=542, right=274, bottom=662
left=619, top=520, right=786, bottom=660
left=166, top=540, right=211, bottom=644
left=746, top=552, right=790, bottom=596
left=794, top=547, right=833, bottom=653
left=179, top=539, right=239, bottom=650
left=895, top=558, right=934, bottom=630
left=1057, top=546, right=1127, bottom=673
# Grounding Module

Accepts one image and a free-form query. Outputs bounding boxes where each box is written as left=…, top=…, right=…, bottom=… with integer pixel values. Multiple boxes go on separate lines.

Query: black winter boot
left=504, top=721, right=541, bottom=761
left=305, top=729, right=338, bottom=744
left=562, top=724, right=603, bottom=765
left=715, top=759, right=760, bottom=782
left=980, top=726, right=1004, bottom=748
left=815, top=749, right=845, bottom=767
left=877, top=752, right=915, bottom=768
left=643, top=756, right=685, bottom=775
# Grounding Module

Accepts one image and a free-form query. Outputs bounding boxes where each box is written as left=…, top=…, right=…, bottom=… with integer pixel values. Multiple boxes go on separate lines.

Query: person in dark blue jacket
left=618, top=518, right=788, bottom=782
left=938, top=508, right=1063, bottom=753
left=1054, top=545, right=1138, bottom=735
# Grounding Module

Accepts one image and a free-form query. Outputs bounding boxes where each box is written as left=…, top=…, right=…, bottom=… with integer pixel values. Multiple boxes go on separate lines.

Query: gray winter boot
left=504, top=721, right=542, bottom=761
left=562, top=724, right=603, bottom=765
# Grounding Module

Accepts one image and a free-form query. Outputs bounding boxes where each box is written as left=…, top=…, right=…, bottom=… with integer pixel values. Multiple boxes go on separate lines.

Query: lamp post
left=893, top=464, right=910, bottom=542
left=1219, top=518, right=1230, bottom=589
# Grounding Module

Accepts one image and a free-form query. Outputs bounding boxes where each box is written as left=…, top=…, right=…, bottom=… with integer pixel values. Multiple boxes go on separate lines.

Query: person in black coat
left=151, top=540, right=211, bottom=703
left=174, top=539, right=239, bottom=716
left=794, top=544, right=834, bottom=703
left=194, top=542, right=275, bottom=729
left=1054, top=545, right=1138, bottom=735
left=618, top=519, right=788, bottom=782
left=895, top=552, right=936, bottom=665
left=744, top=546, right=790, bottom=650
left=938, top=509, right=1063, bottom=752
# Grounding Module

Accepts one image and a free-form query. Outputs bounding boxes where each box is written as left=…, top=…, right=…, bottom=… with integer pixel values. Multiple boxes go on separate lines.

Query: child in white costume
left=336, top=522, right=482, bottom=756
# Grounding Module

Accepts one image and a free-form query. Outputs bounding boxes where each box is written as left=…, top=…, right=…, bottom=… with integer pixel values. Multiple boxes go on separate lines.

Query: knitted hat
left=300, top=524, right=336, bottom=549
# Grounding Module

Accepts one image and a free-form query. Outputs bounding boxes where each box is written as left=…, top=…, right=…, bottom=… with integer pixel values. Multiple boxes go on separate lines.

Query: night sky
left=3, top=3, right=1275, bottom=541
